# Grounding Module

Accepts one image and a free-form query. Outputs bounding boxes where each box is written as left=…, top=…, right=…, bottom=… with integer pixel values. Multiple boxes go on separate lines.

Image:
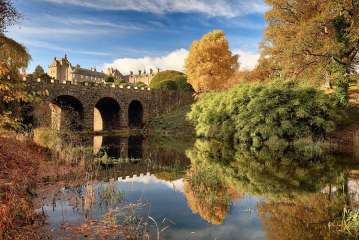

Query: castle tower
left=48, top=54, right=72, bottom=82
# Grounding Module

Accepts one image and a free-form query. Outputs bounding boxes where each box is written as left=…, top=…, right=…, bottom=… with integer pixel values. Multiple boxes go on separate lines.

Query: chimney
left=130, top=71, right=133, bottom=76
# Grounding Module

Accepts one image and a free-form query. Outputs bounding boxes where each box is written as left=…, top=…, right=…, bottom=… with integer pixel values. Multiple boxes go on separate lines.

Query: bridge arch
left=128, top=100, right=143, bottom=129
left=94, top=97, right=121, bottom=131
left=51, top=95, right=84, bottom=131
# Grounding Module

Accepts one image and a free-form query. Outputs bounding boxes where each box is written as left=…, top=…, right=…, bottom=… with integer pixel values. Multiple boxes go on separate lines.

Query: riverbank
left=0, top=133, right=48, bottom=240
left=146, top=104, right=194, bottom=137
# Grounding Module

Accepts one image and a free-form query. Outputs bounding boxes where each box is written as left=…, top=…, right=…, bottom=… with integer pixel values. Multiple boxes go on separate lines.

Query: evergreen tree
left=32, top=65, right=45, bottom=79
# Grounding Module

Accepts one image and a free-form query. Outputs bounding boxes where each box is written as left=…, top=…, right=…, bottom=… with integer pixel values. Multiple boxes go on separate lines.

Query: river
left=35, top=134, right=359, bottom=240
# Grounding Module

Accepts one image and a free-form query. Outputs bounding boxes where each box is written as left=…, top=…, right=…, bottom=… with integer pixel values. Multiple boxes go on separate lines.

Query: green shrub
left=133, top=81, right=147, bottom=88
left=174, top=75, right=194, bottom=92
left=188, top=80, right=344, bottom=145
left=105, top=76, right=115, bottom=83
left=157, top=80, right=178, bottom=90
left=150, top=70, right=193, bottom=91
left=150, top=70, right=184, bottom=87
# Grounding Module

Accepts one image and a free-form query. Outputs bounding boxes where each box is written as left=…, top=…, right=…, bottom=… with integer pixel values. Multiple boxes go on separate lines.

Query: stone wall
left=26, top=78, right=193, bottom=131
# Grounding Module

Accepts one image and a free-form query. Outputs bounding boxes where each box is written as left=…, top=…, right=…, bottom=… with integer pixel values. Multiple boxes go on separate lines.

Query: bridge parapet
left=24, top=77, right=152, bottom=91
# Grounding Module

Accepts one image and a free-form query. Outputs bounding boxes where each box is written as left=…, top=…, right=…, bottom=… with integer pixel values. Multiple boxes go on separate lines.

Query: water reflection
left=128, top=136, right=143, bottom=160
left=37, top=135, right=359, bottom=240
left=186, top=139, right=349, bottom=199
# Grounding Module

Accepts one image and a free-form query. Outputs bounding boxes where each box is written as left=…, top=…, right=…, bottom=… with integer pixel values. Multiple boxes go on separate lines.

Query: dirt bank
left=0, top=134, right=49, bottom=240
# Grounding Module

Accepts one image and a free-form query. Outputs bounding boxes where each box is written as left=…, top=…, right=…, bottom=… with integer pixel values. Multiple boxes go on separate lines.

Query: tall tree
left=32, top=65, right=45, bottom=79
left=0, top=0, right=18, bottom=34
left=185, top=30, right=238, bottom=93
left=0, top=0, right=32, bottom=129
left=261, top=0, right=359, bottom=83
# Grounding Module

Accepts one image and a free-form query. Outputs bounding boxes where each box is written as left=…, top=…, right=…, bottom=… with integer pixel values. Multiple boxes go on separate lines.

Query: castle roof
left=72, top=67, right=107, bottom=78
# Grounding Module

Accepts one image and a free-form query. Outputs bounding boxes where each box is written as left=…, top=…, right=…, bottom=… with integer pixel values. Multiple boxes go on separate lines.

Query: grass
left=146, top=105, right=194, bottom=136
left=339, top=208, right=359, bottom=238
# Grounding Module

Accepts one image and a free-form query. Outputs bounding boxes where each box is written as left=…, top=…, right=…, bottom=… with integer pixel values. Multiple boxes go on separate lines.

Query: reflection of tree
left=232, top=142, right=344, bottom=199
left=184, top=140, right=241, bottom=224
left=186, top=139, right=345, bottom=200
left=257, top=193, right=344, bottom=240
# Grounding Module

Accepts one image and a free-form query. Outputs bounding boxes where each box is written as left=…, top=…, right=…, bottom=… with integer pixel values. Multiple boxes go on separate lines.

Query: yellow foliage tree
left=261, top=0, right=359, bottom=83
left=0, top=1, right=32, bottom=129
left=185, top=30, right=238, bottom=93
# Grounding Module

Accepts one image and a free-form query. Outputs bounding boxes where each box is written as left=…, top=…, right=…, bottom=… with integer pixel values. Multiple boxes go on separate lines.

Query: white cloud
left=103, top=48, right=188, bottom=74
left=104, top=47, right=260, bottom=74
left=40, top=0, right=268, bottom=17
left=118, top=174, right=184, bottom=192
left=234, top=49, right=260, bottom=70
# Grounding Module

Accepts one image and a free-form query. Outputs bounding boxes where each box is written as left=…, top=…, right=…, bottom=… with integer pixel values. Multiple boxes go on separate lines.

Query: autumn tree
left=261, top=0, right=359, bottom=94
left=0, top=0, right=32, bottom=129
left=185, top=30, right=238, bottom=93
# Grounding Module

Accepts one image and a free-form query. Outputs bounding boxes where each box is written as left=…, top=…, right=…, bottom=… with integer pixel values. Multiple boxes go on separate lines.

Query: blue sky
left=8, top=0, right=267, bottom=74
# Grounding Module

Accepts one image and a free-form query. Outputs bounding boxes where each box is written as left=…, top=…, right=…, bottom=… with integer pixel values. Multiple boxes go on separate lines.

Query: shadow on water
left=36, top=134, right=359, bottom=240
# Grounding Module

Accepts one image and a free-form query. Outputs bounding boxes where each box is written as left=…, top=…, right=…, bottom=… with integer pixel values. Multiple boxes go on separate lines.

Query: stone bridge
left=26, top=79, right=193, bottom=132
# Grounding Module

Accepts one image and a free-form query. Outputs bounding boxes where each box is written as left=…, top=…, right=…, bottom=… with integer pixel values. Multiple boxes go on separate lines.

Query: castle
left=48, top=55, right=158, bottom=85
left=48, top=55, right=107, bottom=83
left=126, top=68, right=159, bottom=85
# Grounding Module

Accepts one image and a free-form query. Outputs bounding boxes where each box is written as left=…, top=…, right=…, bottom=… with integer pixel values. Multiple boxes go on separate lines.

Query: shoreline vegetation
left=0, top=132, right=48, bottom=239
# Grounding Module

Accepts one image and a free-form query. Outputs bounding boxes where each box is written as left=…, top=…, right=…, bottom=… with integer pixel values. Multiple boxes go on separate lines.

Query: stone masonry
left=26, top=78, right=193, bottom=131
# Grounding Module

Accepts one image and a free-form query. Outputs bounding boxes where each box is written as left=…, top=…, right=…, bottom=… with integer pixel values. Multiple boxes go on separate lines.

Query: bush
left=150, top=70, right=184, bottom=87
left=174, top=75, right=194, bottom=92
left=105, top=76, right=115, bottom=83
left=187, top=80, right=344, bottom=145
left=133, top=81, right=147, bottom=88
left=157, top=80, right=178, bottom=90
left=150, top=70, right=193, bottom=91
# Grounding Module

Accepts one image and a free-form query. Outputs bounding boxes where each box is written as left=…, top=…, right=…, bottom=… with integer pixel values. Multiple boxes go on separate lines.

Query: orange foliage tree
left=261, top=0, right=359, bottom=83
left=185, top=30, right=238, bottom=93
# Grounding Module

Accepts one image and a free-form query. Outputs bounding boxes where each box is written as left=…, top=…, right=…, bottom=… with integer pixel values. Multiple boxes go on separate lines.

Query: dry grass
left=0, top=133, right=48, bottom=240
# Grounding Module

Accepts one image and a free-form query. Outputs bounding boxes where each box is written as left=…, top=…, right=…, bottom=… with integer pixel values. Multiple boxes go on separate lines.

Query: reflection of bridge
left=26, top=79, right=193, bottom=131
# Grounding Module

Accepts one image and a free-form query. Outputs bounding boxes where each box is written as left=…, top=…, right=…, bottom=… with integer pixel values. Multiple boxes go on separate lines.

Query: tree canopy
left=32, top=65, right=45, bottom=79
left=185, top=30, right=238, bottom=93
left=0, top=2, right=32, bottom=129
left=261, top=0, right=359, bottom=83
left=150, top=70, right=193, bottom=91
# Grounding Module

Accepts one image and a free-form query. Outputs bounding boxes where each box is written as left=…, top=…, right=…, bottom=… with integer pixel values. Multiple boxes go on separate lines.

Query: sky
left=8, top=0, right=268, bottom=74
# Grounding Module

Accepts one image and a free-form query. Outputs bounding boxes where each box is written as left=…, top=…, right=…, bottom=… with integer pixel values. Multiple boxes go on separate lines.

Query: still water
left=37, top=135, right=359, bottom=239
